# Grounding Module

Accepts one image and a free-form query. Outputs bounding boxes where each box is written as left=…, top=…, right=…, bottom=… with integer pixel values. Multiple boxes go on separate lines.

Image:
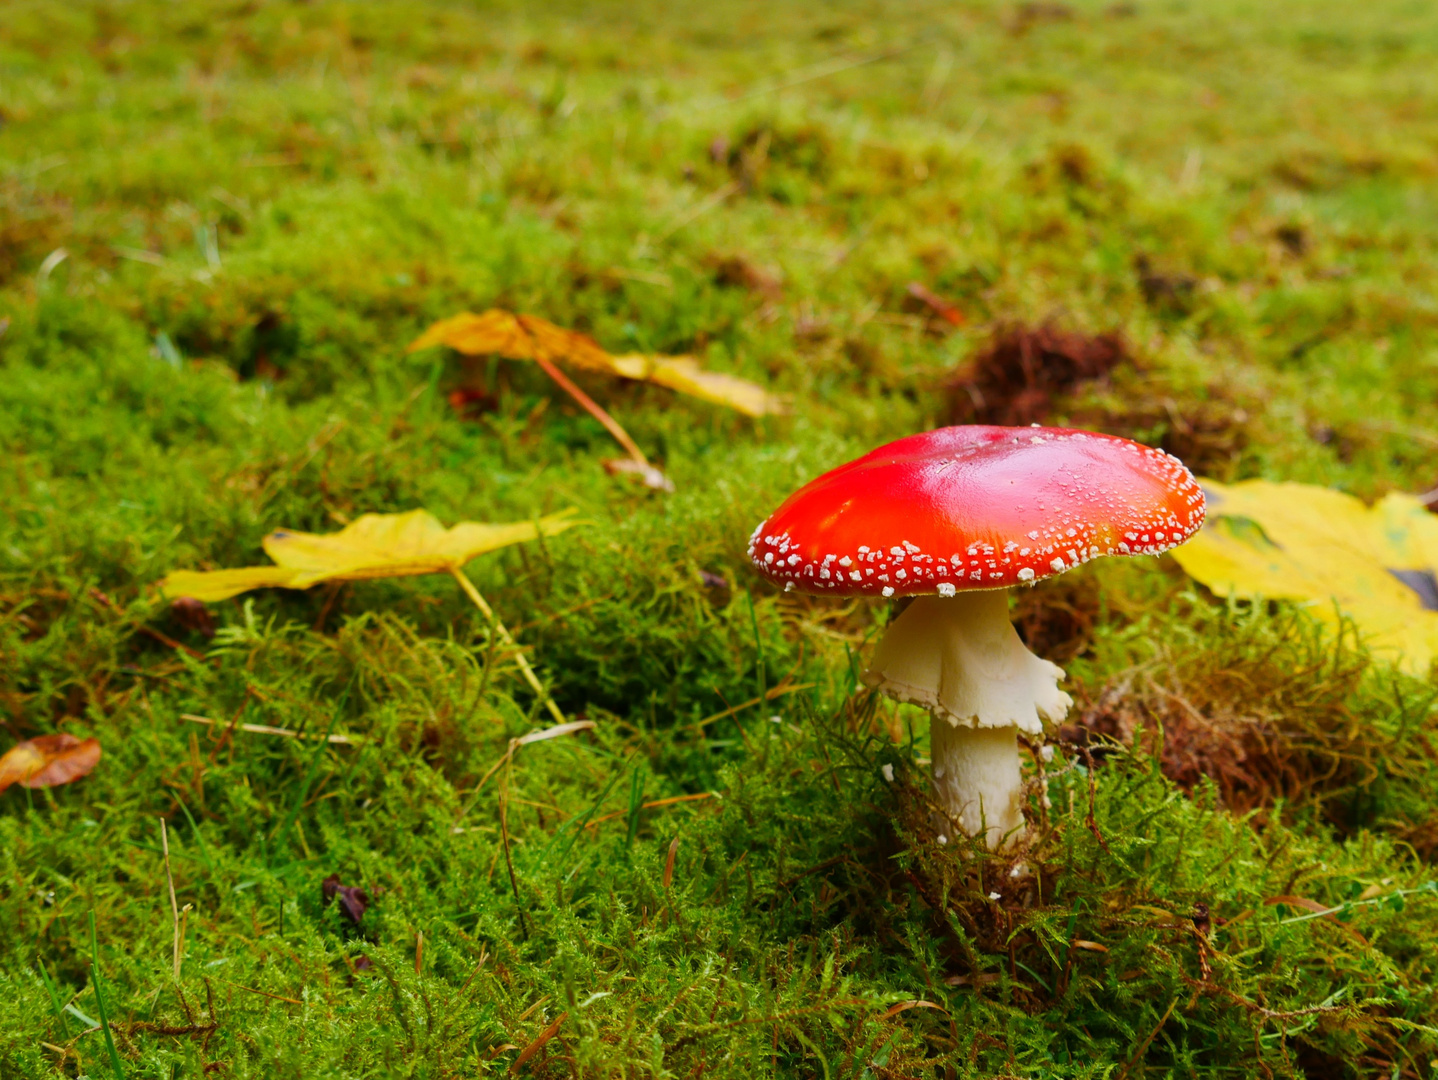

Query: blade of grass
left=552, top=767, right=626, bottom=865
left=88, top=911, right=126, bottom=1080
left=123, top=840, right=196, bottom=861
left=691, top=681, right=815, bottom=730
left=584, top=792, right=717, bottom=830
left=1115, top=997, right=1179, bottom=1080
left=272, top=671, right=357, bottom=853
left=36, top=959, right=68, bottom=1036
left=746, top=590, right=767, bottom=703
left=180, top=713, right=357, bottom=744
left=450, top=567, right=566, bottom=726
left=65, top=1003, right=100, bottom=1029
left=499, top=785, right=529, bottom=941
left=160, top=818, right=182, bottom=981
left=172, top=796, right=216, bottom=879
left=624, top=768, right=644, bottom=852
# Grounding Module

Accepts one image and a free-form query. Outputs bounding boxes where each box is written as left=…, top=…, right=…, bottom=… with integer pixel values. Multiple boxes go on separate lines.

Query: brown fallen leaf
left=322, top=874, right=370, bottom=925
left=170, top=596, right=216, bottom=639
left=0, top=734, right=102, bottom=795
left=1192, top=902, right=1212, bottom=938
left=876, top=999, right=947, bottom=1021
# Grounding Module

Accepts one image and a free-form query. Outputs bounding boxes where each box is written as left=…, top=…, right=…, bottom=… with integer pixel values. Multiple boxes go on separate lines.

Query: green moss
left=3, top=0, right=1438, bottom=1075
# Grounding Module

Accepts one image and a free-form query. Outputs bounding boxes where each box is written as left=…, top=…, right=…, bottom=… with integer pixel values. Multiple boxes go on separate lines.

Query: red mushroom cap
left=748, top=425, right=1205, bottom=597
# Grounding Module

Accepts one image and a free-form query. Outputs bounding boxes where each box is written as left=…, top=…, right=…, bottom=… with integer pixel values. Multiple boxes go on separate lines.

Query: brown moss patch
left=0, top=195, right=70, bottom=286
left=1059, top=612, right=1438, bottom=850
left=944, top=323, right=1128, bottom=427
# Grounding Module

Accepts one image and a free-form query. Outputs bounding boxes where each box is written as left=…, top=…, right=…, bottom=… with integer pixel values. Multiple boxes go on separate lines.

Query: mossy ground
left=3, top=1, right=1438, bottom=1076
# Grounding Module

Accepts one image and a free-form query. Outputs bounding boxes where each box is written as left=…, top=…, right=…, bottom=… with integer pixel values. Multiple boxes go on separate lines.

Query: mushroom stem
left=930, top=721, right=1025, bottom=847
left=863, top=590, right=1071, bottom=849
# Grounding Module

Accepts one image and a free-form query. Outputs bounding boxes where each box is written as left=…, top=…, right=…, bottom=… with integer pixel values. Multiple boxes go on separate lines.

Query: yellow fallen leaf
left=408, top=309, right=786, bottom=417
left=1170, top=479, right=1438, bottom=675
left=410, top=311, right=666, bottom=483
left=159, top=508, right=580, bottom=724
left=160, top=566, right=306, bottom=602
left=159, top=509, right=578, bottom=602
left=409, top=310, right=614, bottom=373
left=608, top=354, right=782, bottom=418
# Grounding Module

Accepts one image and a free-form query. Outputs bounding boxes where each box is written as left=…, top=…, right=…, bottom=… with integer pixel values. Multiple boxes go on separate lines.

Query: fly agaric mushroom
left=748, top=425, right=1204, bottom=849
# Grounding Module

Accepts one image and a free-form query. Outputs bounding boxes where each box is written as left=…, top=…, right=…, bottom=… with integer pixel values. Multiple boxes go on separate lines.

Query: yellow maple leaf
left=159, top=509, right=580, bottom=722
left=608, top=353, right=781, bottom=418
left=408, top=309, right=787, bottom=417
left=159, top=509, right=578, bottom=601
left=408, top=310, right=615, bottom=373
left=1170, top=479, right=1438, bottom=675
